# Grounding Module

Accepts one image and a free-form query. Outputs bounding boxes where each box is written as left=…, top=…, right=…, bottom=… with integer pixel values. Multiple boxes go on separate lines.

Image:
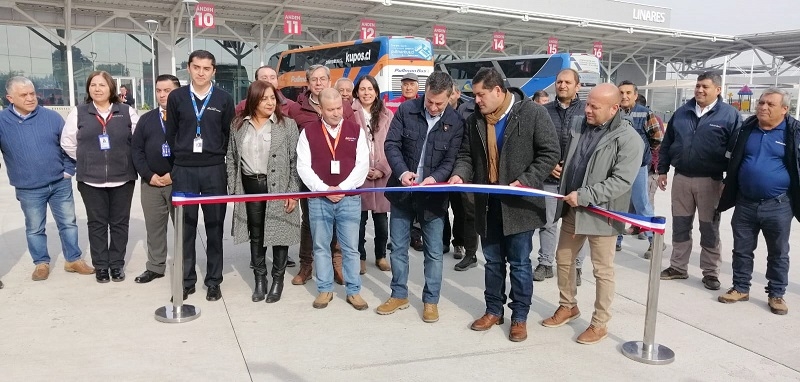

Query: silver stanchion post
left=155, top=204, right=201, bottom=323
left=622, top=230, right=675, bottom=365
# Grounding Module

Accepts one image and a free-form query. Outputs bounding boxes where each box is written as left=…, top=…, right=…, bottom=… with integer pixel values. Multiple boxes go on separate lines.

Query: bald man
left=541, top=83, right=643, bottom=345
left=296, top=88, right=369, bottom=310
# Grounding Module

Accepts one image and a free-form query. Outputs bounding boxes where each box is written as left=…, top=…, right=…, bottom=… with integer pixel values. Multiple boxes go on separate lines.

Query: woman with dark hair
left=227, top=80, right=301, bottom=303
left=61, top=70, right=139, bottom=283
left=352, top=75, right=393, bottom=274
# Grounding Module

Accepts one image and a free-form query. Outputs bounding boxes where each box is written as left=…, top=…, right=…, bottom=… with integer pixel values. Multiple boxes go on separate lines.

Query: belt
left=242, top=173, right=268, bottom=180
left=738, top=192, right=789, bottom=205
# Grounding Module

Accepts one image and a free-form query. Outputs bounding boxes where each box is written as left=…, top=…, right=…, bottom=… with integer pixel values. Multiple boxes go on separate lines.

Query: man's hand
left=657, top=174, right=668, bottom=191
left=448, top=175, right=464, bottom=184
left=161, top=173, right=172, bottom=186
left=400, top=172, right=417, bottom=186
left=326, top=186, right=344, bottom=203
left=550, top=163, right=563, bottom=179
left=285, top=198, right=298, bottom=213
left=418, top=176, right=436, bottom=186
left=563, top=191, right=579, bottom=207
left=509, top=180, right=522, bottom=187
left=149, top=174, right=163, bottom=187
left=63, top=172, right=72, bottom=179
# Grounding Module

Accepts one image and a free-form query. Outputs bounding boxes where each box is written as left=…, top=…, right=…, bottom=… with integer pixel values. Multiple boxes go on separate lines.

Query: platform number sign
left=593, top=41, right=603, bottom=59
left=194, top=3, right=215, bottom=28
left=492, top=32, right=505, bottom=52
left=432, top=25, right=447, bottom=46
left=547, top=37, right=558, bottom=54
left=283, top=11, right=302, bottom=35
left=360, top=19, right=377, bottom=40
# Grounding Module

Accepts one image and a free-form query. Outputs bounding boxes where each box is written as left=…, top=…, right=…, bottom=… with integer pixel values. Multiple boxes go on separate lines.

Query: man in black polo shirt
left=165, top=50, right=235, bottom=301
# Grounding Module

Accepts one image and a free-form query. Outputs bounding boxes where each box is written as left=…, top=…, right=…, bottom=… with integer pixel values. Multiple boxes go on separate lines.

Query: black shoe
left=702, top=276, right=721, bottom=290
left=252, top=274, right=267, bottom=302
left=134, top=270, right=164, bottom=284
left=411, top=238, right=424, bottom=252
left=443, top=246, right=450, bottom=254
left=286, top=257, right=297, bottom=268
left=110, top=268, right=125, bottom=282
left=171, top=286, right=196, bottom=302
left=265, top=276, right=284, bottom=303
left=454, top=254, right=477, bottom=271
left=615, top=244, right=622, bottom=251
left=0, top=279, right=3, bottom=289
left=96, top=269, right=110, bottom=283
left=206, top=285, right=222, bottom=301
left=576, top=268, right=582, bottom=287
left=387, top=242, right=393, bottom=251
left=533, top=264, right=553, bottom=281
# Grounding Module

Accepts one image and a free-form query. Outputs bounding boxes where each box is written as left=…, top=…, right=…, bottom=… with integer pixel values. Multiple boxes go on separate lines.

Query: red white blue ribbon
left=172, top=183, right=666, bottom=234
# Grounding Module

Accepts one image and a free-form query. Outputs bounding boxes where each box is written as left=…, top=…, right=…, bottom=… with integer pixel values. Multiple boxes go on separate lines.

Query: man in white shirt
left=297, top=88, right=369, bottom=310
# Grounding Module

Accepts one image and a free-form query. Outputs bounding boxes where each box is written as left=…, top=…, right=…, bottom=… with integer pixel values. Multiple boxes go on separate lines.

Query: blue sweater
left=0, top=106, right=75, bottom=189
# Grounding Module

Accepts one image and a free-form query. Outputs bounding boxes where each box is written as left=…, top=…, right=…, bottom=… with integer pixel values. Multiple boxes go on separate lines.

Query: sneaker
left=718, top=288, right=749, bottom=303
left=32, top=263, right=50, bottom=281
left=346, top=294, right=369, bottom=311
left=312, top=292, right=334, bottom=309
left=615, top=244, right=622, bottom=251
left=454, top=254, right=477, bottom=271
left=768, top=297, right=788, bottom=315
left=702, top=275, right=721, bottom=290
left=576, top=268, right=582, bottom=287
left=64, top=259, right=95, bottom=275
left=453, top=246, right=465, bottom=260
left=576, top=324, right=608, bottom=345
left=422, top=303, right=439, bottom=323
left=533, top=264, right=553, bottom=281
left=541, top=305, right=581, bottom=328
left=376, top=297, right=409, bottom=315
left=660, top=267, right=688, bottom=280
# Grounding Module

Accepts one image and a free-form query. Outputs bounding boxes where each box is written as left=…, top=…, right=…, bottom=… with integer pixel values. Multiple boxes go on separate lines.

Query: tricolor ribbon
left=172, top=183, right=666, bottom=234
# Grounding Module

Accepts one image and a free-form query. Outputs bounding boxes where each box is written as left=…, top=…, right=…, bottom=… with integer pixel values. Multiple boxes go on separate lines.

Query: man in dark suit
left=120, top=85, right=135, bottom=108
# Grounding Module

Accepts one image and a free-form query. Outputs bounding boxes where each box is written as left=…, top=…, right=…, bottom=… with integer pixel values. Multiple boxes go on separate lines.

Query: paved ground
left=0, top=171, right=798, bottom=382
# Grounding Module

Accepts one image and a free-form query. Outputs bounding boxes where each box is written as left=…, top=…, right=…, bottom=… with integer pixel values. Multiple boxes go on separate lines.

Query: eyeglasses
left=309, top=77, right=329, bottom=83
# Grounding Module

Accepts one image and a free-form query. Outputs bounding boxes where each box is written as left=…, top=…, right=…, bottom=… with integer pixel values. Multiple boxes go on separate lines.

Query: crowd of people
left=0, top=49, right=797, bottom=344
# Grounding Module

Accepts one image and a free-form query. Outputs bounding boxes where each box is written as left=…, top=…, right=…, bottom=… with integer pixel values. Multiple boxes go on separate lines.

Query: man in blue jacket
left=716, top=88, right=799, bottom=315
left=657, top=72, right=741, bottom=290
left=0, top=76, right=95, bottom=281
left=377, top=71, right=464, bottom=323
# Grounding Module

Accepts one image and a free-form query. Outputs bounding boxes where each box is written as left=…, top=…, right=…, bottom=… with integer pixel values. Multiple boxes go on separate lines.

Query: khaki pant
left=669, top=174, right=722, bottom=277
left=556, top=209, right=617, bottom=328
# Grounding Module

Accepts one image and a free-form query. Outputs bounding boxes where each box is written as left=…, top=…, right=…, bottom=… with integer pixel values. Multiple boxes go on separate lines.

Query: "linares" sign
left=632, top=9, right=666, bottom=23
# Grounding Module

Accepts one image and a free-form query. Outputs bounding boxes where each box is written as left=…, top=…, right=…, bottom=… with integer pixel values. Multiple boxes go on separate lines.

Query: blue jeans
left=618, top=166, right=655, bottom=246
left=308, top=196, right=362, bottom=296
left=15, top=177, right=81, bottom=264
left=482, top=198, right=534, bottom=322
left=389, top=205, right=445, bottom=304
left=730, top=194, right=793, bottom=298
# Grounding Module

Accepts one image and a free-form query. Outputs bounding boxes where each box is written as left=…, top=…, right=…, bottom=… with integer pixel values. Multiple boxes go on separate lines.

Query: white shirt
left=694, top=99, right=718, bottom=118
left=61, top=103, right=140, bottom=188
left=296, top=118, right=369, bottom=192
left=190, top=83, right=212, bottom=100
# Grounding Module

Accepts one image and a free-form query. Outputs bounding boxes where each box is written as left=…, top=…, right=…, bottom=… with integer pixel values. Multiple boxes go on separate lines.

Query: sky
left=632, top=0, right=798, bottom=35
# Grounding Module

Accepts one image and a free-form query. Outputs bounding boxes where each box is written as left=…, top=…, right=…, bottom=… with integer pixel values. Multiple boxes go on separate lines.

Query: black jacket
left=384, top=97, right=464, bottom=221
left=132, top=109, right=173, bottom=181
left=165, top=85, right=234, bottom=167
left=718, top=115, right=800, bottom=222
left=543, top=95, right=585, bottom=183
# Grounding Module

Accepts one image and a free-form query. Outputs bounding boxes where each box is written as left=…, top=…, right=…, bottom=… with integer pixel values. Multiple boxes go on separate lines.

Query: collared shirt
left=564, top=120, right=610, bottom=196
left=414, top=109, right=441, bottom=179
left=295, top=118, right=370, bottom=192
left=11, top=106, right=31, bottom=120
left=738, top=120, right=790, bottom=200
left=694, top=99, right=718, bottom=118
left=622, top=106, right=664, bottom=149
left=189, top=83, right=211, bottom=100
left=240, top=114, right=276, bottom=176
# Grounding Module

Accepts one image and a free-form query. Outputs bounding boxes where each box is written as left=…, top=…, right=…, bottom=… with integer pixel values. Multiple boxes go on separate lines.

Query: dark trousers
left=242, top=174, right=288, bottom=278
left=731, top=193, right=793, bottom=298
left=359, top=211, right=388, bottom=261
left=172, top=164, right=227, bottom=288
left=77, top=181, right=135, bottom=270
left=480, top=198, right=534, bottom=322
left=444, top=192, right=479, bottom=255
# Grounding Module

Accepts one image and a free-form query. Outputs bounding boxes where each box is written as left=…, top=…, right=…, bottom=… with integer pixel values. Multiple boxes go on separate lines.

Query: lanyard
left=321, top=122, right=342, bottom=160
left=158, top=109, right=167, bottom=134
left=95, top=112, right=113, bottom=134
left=190, top=86, right=214, bottom=136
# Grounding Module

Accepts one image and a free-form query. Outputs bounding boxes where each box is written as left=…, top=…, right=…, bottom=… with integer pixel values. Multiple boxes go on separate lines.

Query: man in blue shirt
left=0, top=76, right=95, bottom=281
left=716, top=88, right=799, bottom=315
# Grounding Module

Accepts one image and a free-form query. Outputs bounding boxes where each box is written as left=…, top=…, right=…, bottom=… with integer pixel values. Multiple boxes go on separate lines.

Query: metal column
left=155, top=205, right=201, bottom=323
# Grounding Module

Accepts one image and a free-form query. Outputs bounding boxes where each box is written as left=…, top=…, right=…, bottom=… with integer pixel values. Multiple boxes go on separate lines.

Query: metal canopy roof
left=0, top=0, right=795, bottom=73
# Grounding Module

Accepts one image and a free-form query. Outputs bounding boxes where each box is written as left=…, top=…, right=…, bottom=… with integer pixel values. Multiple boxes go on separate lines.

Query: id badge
left=330, top=160, right=340, bottom=175
left=161, top=142, right=171, bottom=157
left=193, top=137, right=203, bottom=153
left=98, top=134, right=111, bottom=150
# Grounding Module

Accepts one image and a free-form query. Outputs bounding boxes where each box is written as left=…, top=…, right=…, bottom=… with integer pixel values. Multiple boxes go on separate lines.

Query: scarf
left=484, top=91, right=513, bottom=184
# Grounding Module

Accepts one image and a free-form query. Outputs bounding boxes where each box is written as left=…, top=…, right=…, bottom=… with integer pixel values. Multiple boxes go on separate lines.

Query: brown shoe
left=422, top=303, right=439, bottom=323
left=470, top=313, right=504, bottom=331
left=291, top=265, right=313, bottom=285
left=64, top=259, right=95, bottom=275
left=360, top=260, right=366, bottom=275
left=347, top=294, right=369, bottom=310
left=376, top=258, right=391, bottom=272
left=376, top=297, right=410, bottom=315
left=312, top=292, right=334, bottom=309
left=509, top=321, right=527, bottom=342
left=768, top=297, right=788, bottom=315
left=32, top=263, right=50, bottom=281
left=541, top=305, right=581, bottom=328
left=718, top=288, right=750, bottom=303
left=577, top=324, right=608, bottom=344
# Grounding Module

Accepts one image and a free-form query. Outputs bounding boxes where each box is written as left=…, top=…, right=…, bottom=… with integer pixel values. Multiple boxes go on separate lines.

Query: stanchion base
left=154, top=304, right=201, bottom=323
left=622, top=341, right=675, bottom=365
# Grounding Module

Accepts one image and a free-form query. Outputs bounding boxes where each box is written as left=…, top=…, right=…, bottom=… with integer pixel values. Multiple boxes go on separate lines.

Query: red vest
left=306, top=119, right=360, bottom=186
